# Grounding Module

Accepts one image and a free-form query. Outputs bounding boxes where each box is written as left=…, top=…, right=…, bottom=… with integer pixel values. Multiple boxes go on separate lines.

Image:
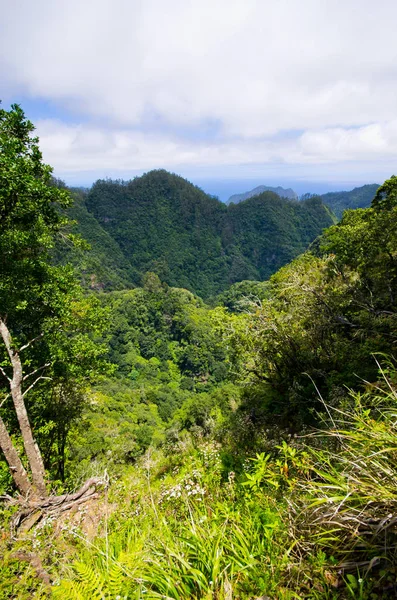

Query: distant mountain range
left=58, top=170, right=334, bottom=297
left=226, top=182, right=380, bottom=219
left=228, top=185, right=298, bottom=204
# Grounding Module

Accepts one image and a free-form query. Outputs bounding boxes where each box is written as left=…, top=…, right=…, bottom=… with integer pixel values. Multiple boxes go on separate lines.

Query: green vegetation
left=66, top=170, right=334, bottom=297
left=54, top=186, right=135, bottom=291
left=2, top=104, right=397, bottom=599
left=320, top=183, right=379, bottom=219
left=0, top=104, right=108, bottom=497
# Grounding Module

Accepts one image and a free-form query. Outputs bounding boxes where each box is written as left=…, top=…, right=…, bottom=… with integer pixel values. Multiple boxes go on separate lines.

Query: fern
left=53, top=563, right=106, bottom=600
left=52, top=580, right=87, bottom=600
left=106, top=561, right=125, bottom=597
left=75, top=562, right=106, bottom=599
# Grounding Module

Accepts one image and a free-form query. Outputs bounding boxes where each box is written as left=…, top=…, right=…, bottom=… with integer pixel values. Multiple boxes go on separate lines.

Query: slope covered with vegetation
left=85, top=171, right=229, bottom=297
left=2, top=104, right=397, bottom=599
left=224, top=193, right=334, bottom=283
left=79, top=170, right=334, bottom=297
left=55, top=187, right=135, bottom=290
left=320, top=183, right=379, bottom=218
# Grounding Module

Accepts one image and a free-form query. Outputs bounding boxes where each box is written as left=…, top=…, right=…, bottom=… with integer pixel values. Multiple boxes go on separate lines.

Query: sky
left=1, top=0, right=397, bottom=200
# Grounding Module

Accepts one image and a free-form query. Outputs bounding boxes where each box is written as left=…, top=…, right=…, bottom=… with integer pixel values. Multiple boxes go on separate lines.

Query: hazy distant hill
left=227, top=182, right=380, bottom=219
left=63, top=170, right=334, bottom=297
left=227, top=185, right=298, bottom=204
left=320, top=184, right=379, bottom=218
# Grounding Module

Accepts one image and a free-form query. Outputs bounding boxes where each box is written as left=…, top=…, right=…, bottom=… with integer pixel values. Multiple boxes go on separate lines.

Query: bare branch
left=22, top=376, right=52, bottom=399
left=19, top=333, right=44, bottom=353
left=0, top=394, right=10, bottom=409
left=23, top=363, right=51, bottom=382
left=0, top=319, right=16, bottom=365
left=0, top=365, right=11, bottom=383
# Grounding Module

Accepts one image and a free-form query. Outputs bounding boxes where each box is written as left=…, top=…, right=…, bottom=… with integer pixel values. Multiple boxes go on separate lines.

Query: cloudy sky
left=1, top=0, right=397, bottom=198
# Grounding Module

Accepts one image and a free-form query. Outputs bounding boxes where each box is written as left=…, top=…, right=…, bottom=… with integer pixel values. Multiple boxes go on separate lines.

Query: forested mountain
left=71, top=169, right=334, bottom=297
left=227, top=184, right=298, bottom=204
left=85, top=171, right=228, bottom=296
left=55, top=188, right=135, bottom=290
left=223, top=193, right=334, bottom=283
left=320, top=183, right=379, bottom=218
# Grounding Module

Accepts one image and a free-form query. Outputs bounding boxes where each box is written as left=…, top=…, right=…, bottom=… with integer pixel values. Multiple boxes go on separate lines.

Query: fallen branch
left=1, top=476, right=108, bottom=534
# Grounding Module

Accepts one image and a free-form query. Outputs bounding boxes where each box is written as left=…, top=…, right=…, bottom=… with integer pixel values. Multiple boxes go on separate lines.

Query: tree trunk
left=0, top=414, right=32, bottom=496
left=0, top=319, right=47, bottom=498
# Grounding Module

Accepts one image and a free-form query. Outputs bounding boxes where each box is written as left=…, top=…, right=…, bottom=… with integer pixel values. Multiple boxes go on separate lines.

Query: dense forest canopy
left=319, top=183, right=380, bottom=218
left=64, top=170, right=335, bottom=297
left=2, top=104, right=397, bottom=599
left=58, top=173, right=379, bottom=298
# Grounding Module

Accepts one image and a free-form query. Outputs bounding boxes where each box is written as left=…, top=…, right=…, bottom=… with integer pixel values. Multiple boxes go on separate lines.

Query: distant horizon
left=183, top=177, right=381, bottom=203
left=58, top=169, right=380, bottom=203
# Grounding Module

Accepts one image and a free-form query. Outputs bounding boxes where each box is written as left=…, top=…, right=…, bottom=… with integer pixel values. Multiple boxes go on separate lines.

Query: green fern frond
left=74, top=562, right=106, bottom=599
left=52, top=580, right=86, bottom=600
left=54, top=563, right=106, bottom=600
left=106, top=561, right=125, bottom=596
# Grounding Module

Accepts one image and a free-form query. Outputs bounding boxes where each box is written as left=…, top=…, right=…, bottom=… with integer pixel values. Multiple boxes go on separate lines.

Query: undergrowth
left=2, top=373, right=397, bottom=599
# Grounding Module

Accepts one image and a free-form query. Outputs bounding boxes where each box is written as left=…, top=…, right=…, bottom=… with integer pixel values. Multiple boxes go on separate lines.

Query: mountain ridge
left=64, top=169, right=335, bottom=297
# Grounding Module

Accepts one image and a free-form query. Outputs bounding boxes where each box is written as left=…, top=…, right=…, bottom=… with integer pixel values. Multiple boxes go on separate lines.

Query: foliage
left=234, top=177, right=397, bottom=426
left=72, top=170, right=334, bottom=297
left=54, top=186, right=136, bottom=291
left=0, top=104, right=110, bottom=491
left=0, top=103, right=72, bottom=329
left=302, top=373, right=397, bottom=558
left=66, top=380, right=165, bottom=481
left=102, top=279, right=246, bottom=388
left=29, top=372, right=397, bottom=600
left=51, top=441, right=291, bottom=600
left=4, top=348, right=397, bottom=599
left=212, top=278, right=271, bottom=311
left=320, top=183, right=379, bottom=219
left=2, top=103, right=397, bottom=598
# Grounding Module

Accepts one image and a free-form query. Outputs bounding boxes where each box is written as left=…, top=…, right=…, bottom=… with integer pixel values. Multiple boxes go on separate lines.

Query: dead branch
left=23, top=362, right=51, bottom=381
left=22, top=376, right=52, bottom=398
left=0, top=365, right=11, bottom=382
left=0, top=393, right=10, bottom=408
left=19, top=333, right=45, bottom=353
left=4, top=476, right=108, bottom=534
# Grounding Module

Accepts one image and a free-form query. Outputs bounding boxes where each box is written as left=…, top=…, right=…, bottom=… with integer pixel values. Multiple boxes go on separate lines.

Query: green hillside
left=320, top=183, right=379, bottom=218
left=80, top=169, right=334, bottom=296
left=55, top=188, right=136, bottom=290
left=224, top=193, right=335, bottom=281
left=85, top=171, right=229, bottom=296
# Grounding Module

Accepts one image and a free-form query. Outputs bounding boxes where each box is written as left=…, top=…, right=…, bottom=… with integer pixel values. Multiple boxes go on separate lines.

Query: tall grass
left=53, top=493, right=292, bottom=599
left=291, top=371, right=397, bottom=596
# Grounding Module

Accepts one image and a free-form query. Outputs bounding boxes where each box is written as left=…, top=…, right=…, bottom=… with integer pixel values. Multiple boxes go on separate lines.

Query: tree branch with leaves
left=0, top=103, right=109, bottom=521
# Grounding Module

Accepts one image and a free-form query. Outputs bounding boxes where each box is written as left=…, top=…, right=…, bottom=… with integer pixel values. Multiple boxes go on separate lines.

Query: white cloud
left=1, top=0, right=397, bottom=178
left=35, top=118, right=397, bottom=175
left=299, top=121, right=397, bottom=161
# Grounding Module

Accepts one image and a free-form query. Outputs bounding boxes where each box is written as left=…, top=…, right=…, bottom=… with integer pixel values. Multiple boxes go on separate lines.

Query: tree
left=239, top=177, right=397, bottom=428
left=0, top=104, right=107, bottom=509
